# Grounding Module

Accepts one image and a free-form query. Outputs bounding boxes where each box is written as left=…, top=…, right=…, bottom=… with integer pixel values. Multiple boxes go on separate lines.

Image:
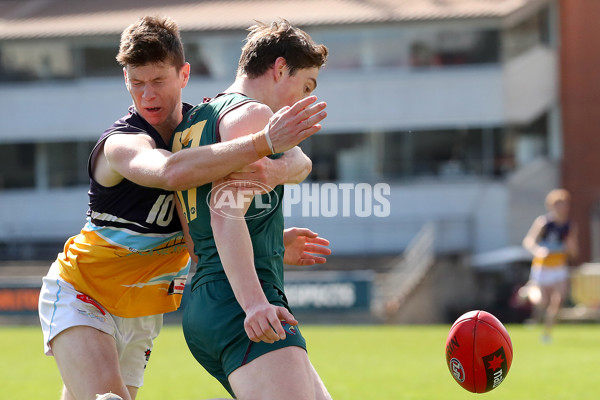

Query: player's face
left=124, top=62, right=190, bottom=135
left=273, top=66, right=319, bottom=111
left=552, top=199, right=569, bottom=219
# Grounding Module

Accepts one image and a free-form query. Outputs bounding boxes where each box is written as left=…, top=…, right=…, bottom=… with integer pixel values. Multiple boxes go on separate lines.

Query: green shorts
left=182, top=279, right=307, bottom=396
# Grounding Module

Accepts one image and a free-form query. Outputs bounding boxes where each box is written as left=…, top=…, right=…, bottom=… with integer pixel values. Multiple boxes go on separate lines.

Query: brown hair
left=237, top=19, right=328, bottom=78
left=545, top=189, right=570, bottom=209
left=116, top=16, right=185, bottom=68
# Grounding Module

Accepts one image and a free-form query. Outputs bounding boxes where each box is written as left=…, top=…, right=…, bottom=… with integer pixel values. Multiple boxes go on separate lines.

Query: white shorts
left=38, top=262, right=163, bottom=388
left=530, top=266, right=569, bottom=287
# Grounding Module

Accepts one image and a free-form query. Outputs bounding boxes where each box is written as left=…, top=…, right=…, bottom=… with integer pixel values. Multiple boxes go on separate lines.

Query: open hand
left=267, top=96, right=327, bottom=153
left=283, top=227, right=331, bottom=266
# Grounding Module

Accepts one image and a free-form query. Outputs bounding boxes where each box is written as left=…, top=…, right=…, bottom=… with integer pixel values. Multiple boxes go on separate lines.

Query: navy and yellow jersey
left=56, top=104, right=193, bottom=318
left=533, top=215, right=572, bottom=268
left=170, top=93, right=285, bottom=292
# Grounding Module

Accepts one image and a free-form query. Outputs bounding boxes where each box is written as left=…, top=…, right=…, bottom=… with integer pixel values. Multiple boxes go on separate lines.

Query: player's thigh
left=549, top=280, right=568, bottom=305
left=51, top=326, right=130, bottom=400
left=556, top=278, right=569, bottom=297
left=114, top=314, right=163, bottom=389
left=309, top=360, right=333, bottom=400
left=228, top=346, right=317, bottom=400
left=127, top=385, right=139, bottom=400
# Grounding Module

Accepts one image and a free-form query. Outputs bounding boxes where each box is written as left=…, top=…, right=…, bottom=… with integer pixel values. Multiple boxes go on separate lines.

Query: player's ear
left=273, top=57, right=287, bottom=82
left=180, top=62, right=191, bottom=88
left=123, top=67, right=130, bottom=90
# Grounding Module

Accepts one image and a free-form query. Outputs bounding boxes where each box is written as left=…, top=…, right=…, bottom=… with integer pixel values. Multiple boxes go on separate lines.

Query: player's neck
left=226, top=76, right=273, bottom=109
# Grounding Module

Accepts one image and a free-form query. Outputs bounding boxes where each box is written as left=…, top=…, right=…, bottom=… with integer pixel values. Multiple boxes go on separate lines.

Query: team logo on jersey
left=207, top=180, right=279, bottom=220
left=281, top=320, right=297, bottom=336
left=168, top=278, right=186, bottom=294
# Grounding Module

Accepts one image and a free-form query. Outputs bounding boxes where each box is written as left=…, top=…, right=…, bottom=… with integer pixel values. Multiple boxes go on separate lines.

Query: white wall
left=0, top=45, right=556, bottom=142
left=0, top=181, right=509, bottom=255
left=282, top=180, right=508, bottom=255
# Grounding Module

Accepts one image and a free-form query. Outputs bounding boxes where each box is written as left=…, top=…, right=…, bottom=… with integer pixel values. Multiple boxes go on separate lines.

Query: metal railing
left=375, top=222, right=436, bottom=319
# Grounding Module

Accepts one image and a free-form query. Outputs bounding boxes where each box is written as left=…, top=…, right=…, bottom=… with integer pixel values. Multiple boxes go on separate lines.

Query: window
left=503, top=8, right=551, bottom=60
left=184, top=43, right=211, bottom=77
left=300, top=133, right=371, bottom=181
left=46, top=141, right=96, bottom=187
left=0, top=141, right=95, bottom=190
left=0, top=143, right=35, bottom=188
left=300, top=127, right=525, bottom=182
left=381, top=128, right=509, bottom=180
left=83, top=46, right=121, bottom=77
left=409, top=29, right=500, bottom=68
left=0, top=41, right=74, bottom=81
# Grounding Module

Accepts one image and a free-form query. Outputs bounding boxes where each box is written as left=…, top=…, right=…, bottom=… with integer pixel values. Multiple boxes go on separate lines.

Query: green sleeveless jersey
left=170, top=93, right=285, bottom=292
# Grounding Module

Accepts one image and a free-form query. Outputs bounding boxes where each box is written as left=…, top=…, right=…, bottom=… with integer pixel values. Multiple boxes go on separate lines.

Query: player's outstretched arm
left=225, top=146, right=312, bottom=189
left=166, top=96, right=324, bottom=190
left=102, top=97, right=326, bottom=191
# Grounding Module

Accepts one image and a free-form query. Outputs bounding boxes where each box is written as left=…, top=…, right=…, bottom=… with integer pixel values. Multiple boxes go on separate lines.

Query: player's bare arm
left=226, top=146, right=312, bottom=189
left=210, top=101, right=298, bottom=344
left=96, top=96, right=326, bottom=190
left=210, top=184, right=294, bottom=344
left=522, top=215, right=549, bottom=258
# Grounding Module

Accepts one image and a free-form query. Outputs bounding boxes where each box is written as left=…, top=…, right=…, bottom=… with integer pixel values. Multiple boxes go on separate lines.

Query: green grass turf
left=2, top=323, right=599, bottom=399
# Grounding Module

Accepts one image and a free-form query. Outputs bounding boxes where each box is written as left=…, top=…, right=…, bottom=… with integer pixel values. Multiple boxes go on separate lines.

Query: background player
left=522, top=188, right=579, bottom=342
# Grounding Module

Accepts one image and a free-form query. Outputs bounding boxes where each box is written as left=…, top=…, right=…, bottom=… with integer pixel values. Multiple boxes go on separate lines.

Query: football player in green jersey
left=172, top=19, right=332, bottom=399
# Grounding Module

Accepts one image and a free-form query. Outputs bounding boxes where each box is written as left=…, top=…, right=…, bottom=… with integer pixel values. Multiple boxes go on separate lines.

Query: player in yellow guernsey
left=172, top=20, right=332, bottom=399
left=37, top=16, right=329, bottom=400
left=522, top=189, right=578, bottom=342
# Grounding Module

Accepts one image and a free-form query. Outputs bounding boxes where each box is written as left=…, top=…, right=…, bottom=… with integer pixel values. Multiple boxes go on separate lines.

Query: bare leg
left=51, top=326, right=131, bottom=400
left=228, top=346, right=331, bottom=400
left=543, top=280, right=568, bottom=337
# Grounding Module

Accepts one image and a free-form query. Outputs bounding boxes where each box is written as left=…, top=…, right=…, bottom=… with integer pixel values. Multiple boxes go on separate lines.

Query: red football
left=445, top=310, right=513, bottom=393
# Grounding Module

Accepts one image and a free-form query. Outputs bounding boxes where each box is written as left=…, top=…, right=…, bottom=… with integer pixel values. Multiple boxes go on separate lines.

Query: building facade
left=0, top=0, right=565, bottom=261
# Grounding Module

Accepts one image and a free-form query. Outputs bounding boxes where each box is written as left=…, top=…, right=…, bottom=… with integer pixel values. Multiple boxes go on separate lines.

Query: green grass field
left=2, top=323, right=598, bottom=399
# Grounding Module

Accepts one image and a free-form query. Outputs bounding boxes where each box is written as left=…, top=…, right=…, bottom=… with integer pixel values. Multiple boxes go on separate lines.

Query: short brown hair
left=545, top=189, right=570, bottom=209
left=237, top=19, right=328, bottom=78
left=116, top=16, right=185, bottom=68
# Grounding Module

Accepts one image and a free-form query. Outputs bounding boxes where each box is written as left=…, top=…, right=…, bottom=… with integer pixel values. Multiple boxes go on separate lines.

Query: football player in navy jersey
left=39, top=15, right=329, bottom=400
left=522, top=189, right=579, bottom=343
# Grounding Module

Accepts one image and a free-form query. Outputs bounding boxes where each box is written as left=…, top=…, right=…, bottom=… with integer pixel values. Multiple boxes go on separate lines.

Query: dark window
left=0, top=143, right=35, bottom=188
left=46, top=141, right=95, bottom=187
left=83, top=46, right=121, bottom=77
